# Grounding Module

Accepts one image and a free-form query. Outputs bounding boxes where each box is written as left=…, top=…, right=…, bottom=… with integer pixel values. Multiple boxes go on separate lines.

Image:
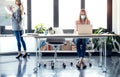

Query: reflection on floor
left=0, top=55, right=120, bottom=77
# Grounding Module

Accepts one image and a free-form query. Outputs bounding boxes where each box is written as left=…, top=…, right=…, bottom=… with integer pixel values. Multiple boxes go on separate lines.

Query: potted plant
left=34, top=23, right=47, bottom=33
left=111, top=34, right=120, bottom=53
left=93, top=27, right=120, bottom=56
left=92, top=27, right=106, bottom=51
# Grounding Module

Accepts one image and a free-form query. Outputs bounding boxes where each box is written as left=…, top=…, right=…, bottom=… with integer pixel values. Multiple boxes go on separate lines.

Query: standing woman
left=74, top=9, right=90, bottom=69
left=10, top=0, right=27, bottom=59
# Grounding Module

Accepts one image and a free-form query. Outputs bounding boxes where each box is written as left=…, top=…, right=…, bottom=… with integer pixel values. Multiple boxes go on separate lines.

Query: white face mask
left=81, top=15, right=86, bottom=20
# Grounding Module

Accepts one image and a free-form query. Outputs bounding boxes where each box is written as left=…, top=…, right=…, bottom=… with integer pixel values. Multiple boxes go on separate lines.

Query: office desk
left=0, top=34, right=14, bottom=37
left=23, top=33, right=118, bottom=72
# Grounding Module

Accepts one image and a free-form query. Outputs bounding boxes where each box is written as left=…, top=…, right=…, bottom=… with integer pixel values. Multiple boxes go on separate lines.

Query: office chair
left=46, top=37, right=65, bottom=69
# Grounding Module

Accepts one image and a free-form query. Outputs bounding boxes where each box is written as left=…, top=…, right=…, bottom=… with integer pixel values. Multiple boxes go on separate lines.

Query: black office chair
left=46, top=37, right=66, bottom=69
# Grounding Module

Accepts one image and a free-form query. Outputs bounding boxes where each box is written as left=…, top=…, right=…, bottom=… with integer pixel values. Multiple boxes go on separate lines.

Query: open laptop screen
left=78, top=24, right=92, bottom=35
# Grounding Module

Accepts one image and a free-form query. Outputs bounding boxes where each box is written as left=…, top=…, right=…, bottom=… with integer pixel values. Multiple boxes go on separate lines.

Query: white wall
left=112, top=0, right=120, bottom=34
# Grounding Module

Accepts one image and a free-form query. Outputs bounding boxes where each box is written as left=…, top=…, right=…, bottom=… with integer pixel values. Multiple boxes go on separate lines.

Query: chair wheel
left=38, top=63, right=41, bottom=67
left=44, top=64, right=47, bottom=68
left=70, top=62, right=73, bottom=66
left=89, top=63, right=92, bottom=67
left=51, top=62, right=54, bottom=66
left=51, top=62, right=54, bottom=69
left=33, top=68, right=38, bottom=73
left=33, top=70, right=37, bottom=73
left=63, top=63, right=66, bottom=69
left=27, top=53, right=30, bottom=57
left=51, top=65, right=54, bottom=69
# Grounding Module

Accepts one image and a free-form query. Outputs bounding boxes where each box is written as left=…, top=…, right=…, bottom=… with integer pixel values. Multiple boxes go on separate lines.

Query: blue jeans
left=73, top=38, right=88, bottom=58
left=14, top=30, right=26, bottom=51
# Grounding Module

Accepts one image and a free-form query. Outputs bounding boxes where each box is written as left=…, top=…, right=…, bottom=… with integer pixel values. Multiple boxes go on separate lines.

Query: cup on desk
left=44, top=30, right=48, bottom=35
left=48, top=30, right=55, bottom=35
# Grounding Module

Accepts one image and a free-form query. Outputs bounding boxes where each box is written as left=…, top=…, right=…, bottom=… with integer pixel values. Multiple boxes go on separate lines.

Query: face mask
left=81, top=15, right=86, bottom=20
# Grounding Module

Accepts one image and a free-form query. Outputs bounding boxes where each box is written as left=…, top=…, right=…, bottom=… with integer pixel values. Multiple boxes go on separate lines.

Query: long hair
left=15, top=0, right=21, bottom=6
left=15, top=0, right=24, bottom=16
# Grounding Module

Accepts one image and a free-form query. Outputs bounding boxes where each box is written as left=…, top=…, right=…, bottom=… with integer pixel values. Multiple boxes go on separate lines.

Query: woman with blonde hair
left=10, top=0, right=27, bottom=59
left=74, top=9, right=90, bottom=69
left=75, top=9, right=90, bottom=32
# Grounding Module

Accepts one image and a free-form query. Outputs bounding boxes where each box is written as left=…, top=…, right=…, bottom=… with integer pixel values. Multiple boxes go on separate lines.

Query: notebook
left=78, top=24, right=92, bottom=35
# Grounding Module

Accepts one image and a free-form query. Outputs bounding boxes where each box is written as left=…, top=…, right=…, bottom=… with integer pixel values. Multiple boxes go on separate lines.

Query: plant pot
left=106, top=44, right=113, bottom=57
left=106, top=49, right=112, bottom=57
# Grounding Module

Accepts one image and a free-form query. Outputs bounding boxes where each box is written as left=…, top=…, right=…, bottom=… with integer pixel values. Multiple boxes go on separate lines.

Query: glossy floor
left=0, top=55, right=120, bottom=77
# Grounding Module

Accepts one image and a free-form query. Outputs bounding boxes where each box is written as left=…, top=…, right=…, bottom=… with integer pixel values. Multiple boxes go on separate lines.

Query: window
left=117, top=0, right=120, bottom=34
left=4, top=0, right=27, bottom=30
left=85, top=0, right=107, bottom=29
left=113, top=0, right=120, bottom=34
left=59, top=0, right=81, bottom=29
left=31, top=0, right=53, bottom=29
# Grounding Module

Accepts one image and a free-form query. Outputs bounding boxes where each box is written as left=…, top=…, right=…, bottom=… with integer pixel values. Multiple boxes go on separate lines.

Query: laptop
left=78, top=24, right=92, bottom=35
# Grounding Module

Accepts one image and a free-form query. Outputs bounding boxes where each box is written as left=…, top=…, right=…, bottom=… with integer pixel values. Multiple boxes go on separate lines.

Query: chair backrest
left=46, top=37, right=65, bottom=44
left=63, top=29, right=74, bottom=34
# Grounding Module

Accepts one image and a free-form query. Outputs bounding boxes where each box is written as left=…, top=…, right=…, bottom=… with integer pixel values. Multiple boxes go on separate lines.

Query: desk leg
left=98, top=38, right=103, bottom=67
left=36, top=38, right=39, bottom=67
left=103, top=38, right=107, bottom=72
left=99, top=47, right=103, bottom=67
left=36, top=38, right=42, bottom=67
left=38, top=38, right=42, bottom=66
left=33, top=38, right=40, bottom=72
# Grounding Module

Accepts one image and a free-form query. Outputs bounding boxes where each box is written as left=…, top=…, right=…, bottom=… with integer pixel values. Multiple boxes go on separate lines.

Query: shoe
left=16, top=54, right=22, bottom=59
left=76, top=64, right=81, bottom=70
left=83, top=65, right=87, bottom=69
left=23, top=53, right=28, bottom=58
